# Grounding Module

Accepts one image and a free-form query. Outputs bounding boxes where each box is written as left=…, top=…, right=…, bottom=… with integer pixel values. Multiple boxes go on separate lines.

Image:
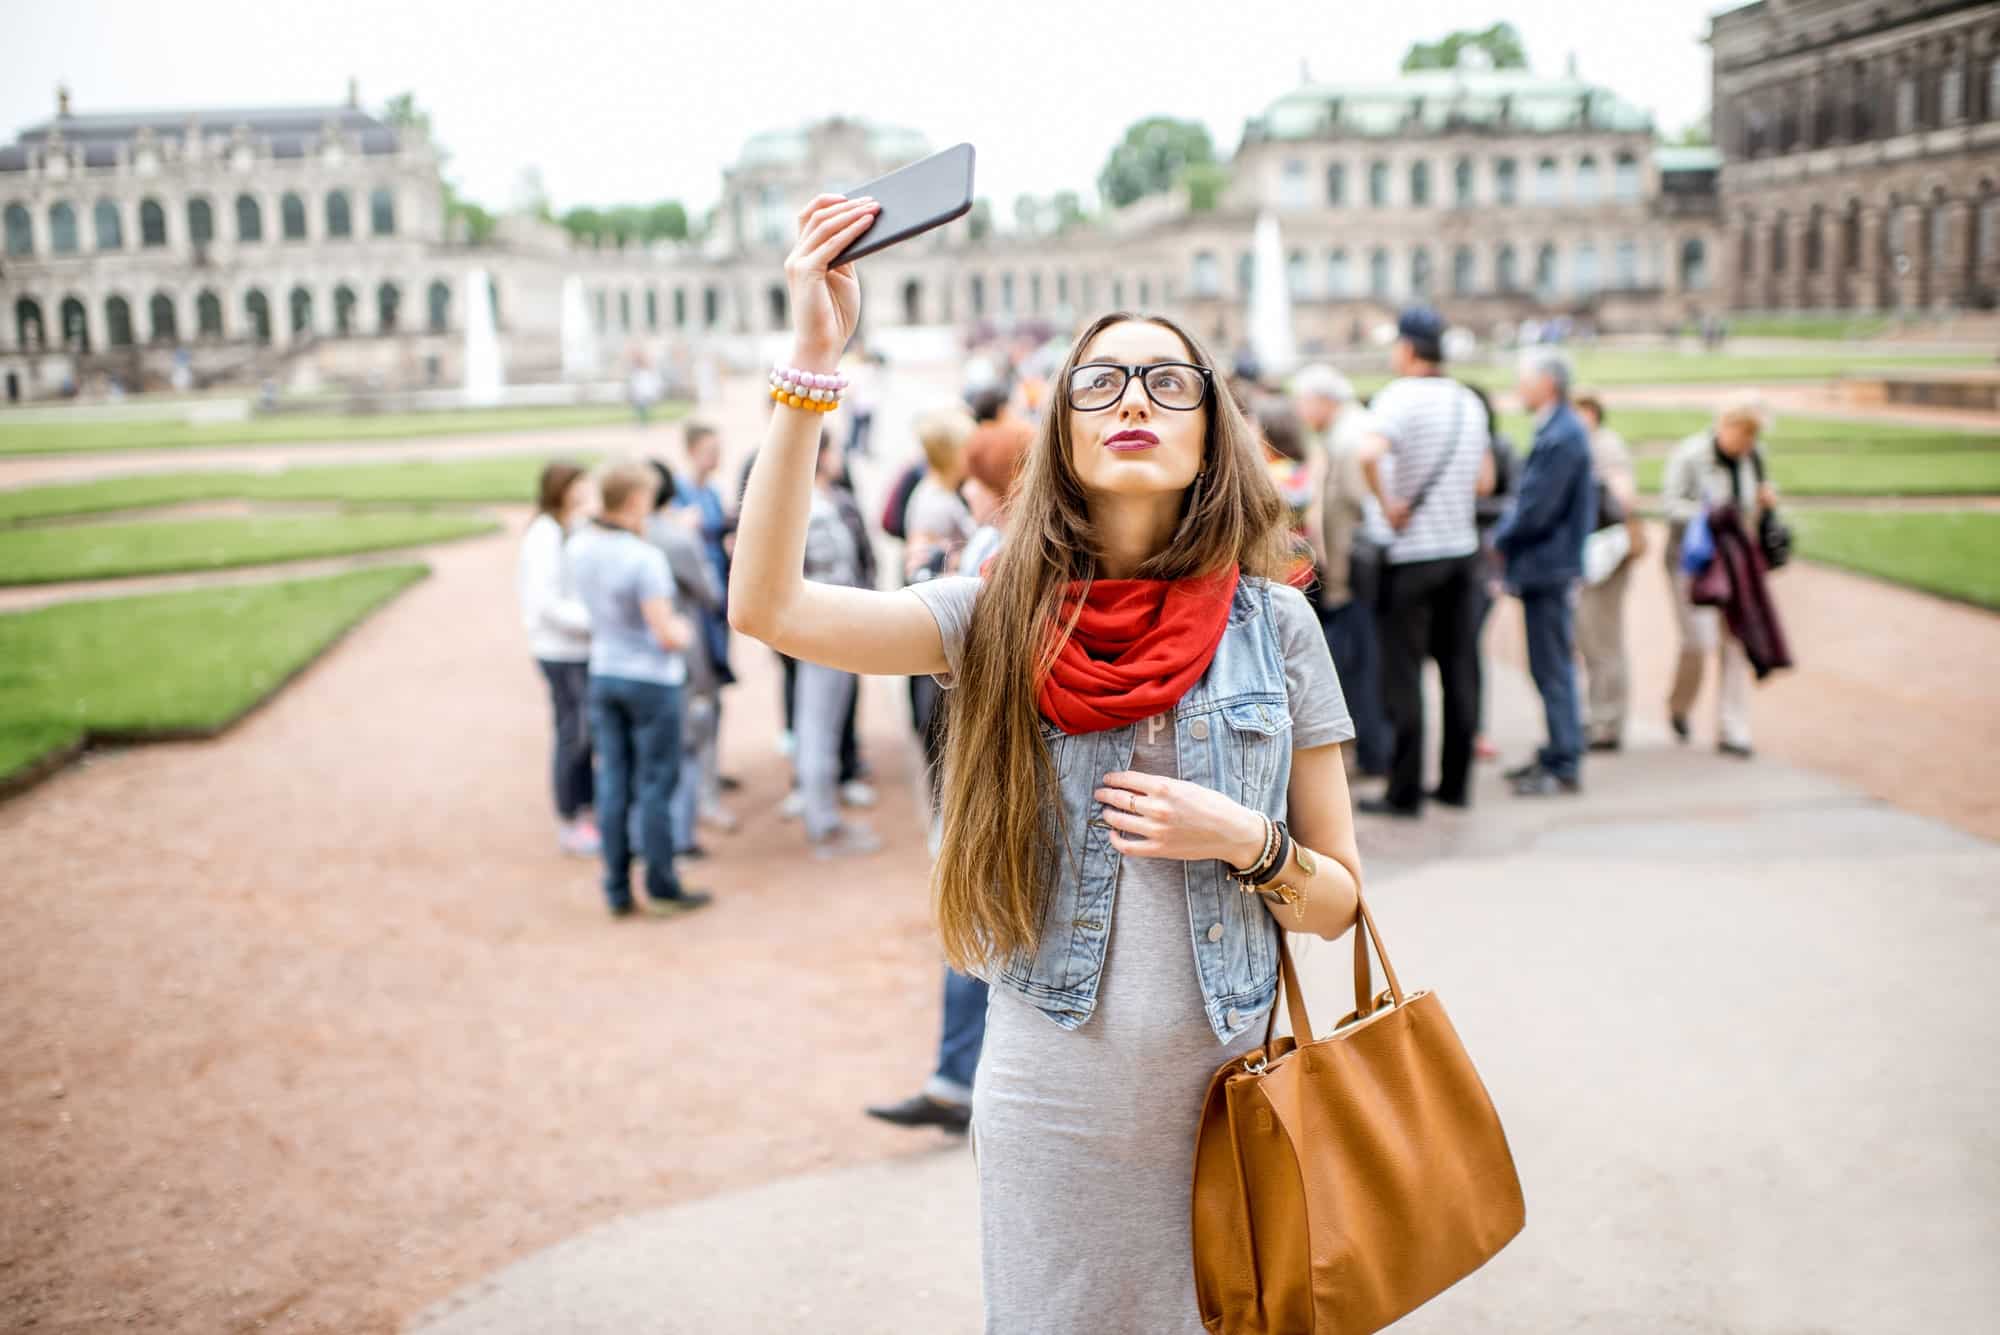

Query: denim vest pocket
left=1220, top=697, right=1291, bottom=811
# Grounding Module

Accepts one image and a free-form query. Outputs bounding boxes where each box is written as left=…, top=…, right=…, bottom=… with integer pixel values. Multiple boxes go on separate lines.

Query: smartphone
left=828, top=142, right=976, bottom=268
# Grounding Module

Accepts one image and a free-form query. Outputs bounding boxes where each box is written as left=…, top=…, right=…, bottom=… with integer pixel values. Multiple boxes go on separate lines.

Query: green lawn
left=1498, top=408, right=2000, bottom=452
left=0, top=453, right=597, bottom=523
left=1793, top=511, right=2000, bottom=610
left=0, top=511, right=497, bottom=585
left=1349, top=349, right=1990, bottom=399
left=1722, top=316, right=1895, bottom=340
left=1634, top=451, right=2000, bottom=497
left=0, top=403, right=661, bottom=456
left=0, top=564, right=427, bottom=783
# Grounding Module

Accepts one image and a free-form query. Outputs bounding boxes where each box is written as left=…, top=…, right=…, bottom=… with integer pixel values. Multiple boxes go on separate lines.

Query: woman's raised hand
left=784, top=194, right=880, bottom=370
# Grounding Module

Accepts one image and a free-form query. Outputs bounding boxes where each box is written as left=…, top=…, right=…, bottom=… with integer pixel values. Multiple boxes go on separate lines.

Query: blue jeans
left=922, top=967, right=988, bottom=1106
left=588, top=675, right=685, bottom=910
left=1319, top=599, right=1391, bottom=776
left=1520, top=587, right=1584, bottom=782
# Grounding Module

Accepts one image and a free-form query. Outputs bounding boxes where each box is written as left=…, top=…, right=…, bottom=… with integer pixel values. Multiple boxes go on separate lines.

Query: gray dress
left=911, top=576, right=1353, bottom=1335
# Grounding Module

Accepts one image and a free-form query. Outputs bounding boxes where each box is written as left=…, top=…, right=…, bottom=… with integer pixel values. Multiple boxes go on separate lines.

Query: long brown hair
left=536, top=460, right=587, bottom=518
left=932, top=312, right=1292, bottom=974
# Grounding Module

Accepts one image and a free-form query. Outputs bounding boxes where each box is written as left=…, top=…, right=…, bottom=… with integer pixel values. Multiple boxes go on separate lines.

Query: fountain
left=559, top=275, right=599, bottom=381
left=1246, top=211, right=1298, bottom=382
left=461, top=267, right=505, bottom=406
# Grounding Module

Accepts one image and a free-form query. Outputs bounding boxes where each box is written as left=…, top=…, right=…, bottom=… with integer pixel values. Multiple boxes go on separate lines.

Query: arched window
left=370, top=188, right=396, bottom=236
left=105, top=295, right=134, bottom=347
left=5, top=202, right=34, bottom=255
left=187, top=196, right=214, bottom=246
left=290, top=286, right=314, bottom=335
left=1615, top=239, right=1638, bottom=289
left=1613, top=153, right=1640, bottom=202
left=1280, top=160, right=1307, bottom=208
left=1927, top=196, right=1949, bottom=266
left=968, top=275, right=985, bottom=318
left=1191, top=251, right=1219, bottom=297
left=1453, top=157, right=1474, bottom=206
left=644, top=289, right=658, bottom=330
left=1287, top=249, right=1309, bottom=298
left=1496, top=244, right=1518, bottom=292
left=1057, top=272, right=1071, bottom=307
left=140, top=198, right=167, bottom=246
left=325, top=190, right=352, bottom=240
left=902, top=278, right=922, bottom=325
left=282, top=192, right=307, bottom=240
left=94, top=199, right=122, bottom=249
left=1410, top=247, right=1433, bottom=297
left=1843, top=201, right=1863, bottom=270
left=767, top=284, right=787, bottom=329
left=1494, top=158, right=1518, bottom=205
left=14, top=297, right=44, bottom=350
left=1409, top=161, right=1431, bottom=207
left=1326, top=162, right=1346, bottom=206
left=1680, top=238, right=1708, bottom=290
left=701, top=285, right=719, bottom=328
left=1895, top=74, right=1917, bottom=134
left=333, top=284, right=357, bottom=335
left=196, top=289, right=224, bottom=339
left=1806, top=206, right=1825, bottom=273
left=427, top=279, right=450, bottom=332
left=1452, top=246, right=1476, bottom=295
left=1740, top=217, right=1757, bottom=275
left=1236, top=253, right=1253, bottom=297
left=618, top=290, right=632, bottom=330
left=999, top=272, right=1016, bottom=314
left=673, top=288, right=687, bottom=328
left=1367, top=161, right=1390, bottom=207
left=244, top=289, right=272, bottom=345
left=236, top=194, right=262, bottom=242
left=1575, top=156, right=1599, bottom=205
left=1771, top=213, right=1789, bottom=273
left=1535, top=157, right=1561, bottom=205
left=1110, top=277, right=1125, bottom=309
left=1574, top=243, right=1599, bottom=294
left=1326, top=249, right=1349, bottom=298
left=378, top=281, right=401, bottom=333
left=1534, top=243, right=1558, bottom=299
left=1368, top=247, right=1390, bottom=297
left=60, top=296, right=88, bottom=351
left=48, top=202, right=78, bottom=253
left=149, top=291, right=179, bottom=343
left=1134, top=277, right=1147, bottom=309
left=487, top=274, right=502, bottom=330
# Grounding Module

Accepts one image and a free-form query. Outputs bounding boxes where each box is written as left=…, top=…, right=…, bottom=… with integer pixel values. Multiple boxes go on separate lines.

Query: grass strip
left=0, top=403, right=662, bottom=456
left=0, top=511, right=496, bottom=585
left=1792, top=510, right=2000, bottom=610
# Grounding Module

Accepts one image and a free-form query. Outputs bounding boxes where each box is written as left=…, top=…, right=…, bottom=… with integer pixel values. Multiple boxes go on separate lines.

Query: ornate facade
left=1711, top=0, right=2000, bottom=311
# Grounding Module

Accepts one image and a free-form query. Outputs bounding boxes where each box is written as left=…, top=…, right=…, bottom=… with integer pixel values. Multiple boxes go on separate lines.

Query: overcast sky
left=6, top=0, right=1736, bottom=224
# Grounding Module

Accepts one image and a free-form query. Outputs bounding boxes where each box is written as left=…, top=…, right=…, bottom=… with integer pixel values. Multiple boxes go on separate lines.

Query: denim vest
left=992, top=575, right=1293, bottom=1044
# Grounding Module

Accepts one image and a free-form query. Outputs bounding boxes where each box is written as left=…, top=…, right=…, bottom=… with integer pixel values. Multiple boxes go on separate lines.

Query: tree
left=1013, top=193, right=1042, bottom=235
left=1178, top=163, right=1230, bottom=213
left=382, top=92, right=430, bottom=139
left=1673, top=116, right=1714, bottom=147
left=1401, top=22, right=1528, bottom=73
left=967, top=198, right=993, bottom=242
left=1050, top=190, right=1086, bottom=231
left=558, top=201, right=690, bottom=245
left=1097, top=117, right=1215, bottom=210
left=384, top=92, right=501, bottom=247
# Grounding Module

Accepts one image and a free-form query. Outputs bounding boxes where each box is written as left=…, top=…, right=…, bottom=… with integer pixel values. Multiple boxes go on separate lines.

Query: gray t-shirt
left=908, top=574, right=1353, bottom=751
left=906, top=478, right=974, bottom=546
left=566, top=522, right=686, bottom=687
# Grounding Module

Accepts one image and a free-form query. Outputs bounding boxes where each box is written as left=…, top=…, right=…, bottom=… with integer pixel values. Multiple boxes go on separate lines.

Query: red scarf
left=1037, top=566, right=1240, bottom=735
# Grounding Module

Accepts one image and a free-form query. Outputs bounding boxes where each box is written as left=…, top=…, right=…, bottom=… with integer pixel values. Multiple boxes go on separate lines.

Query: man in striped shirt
left=1355, top=307, right=1492, bottom=817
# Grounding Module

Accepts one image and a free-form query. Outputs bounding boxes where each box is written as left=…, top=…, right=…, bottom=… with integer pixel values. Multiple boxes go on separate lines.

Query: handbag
left=1747, top=450, right=1791, bottom=570
left=1349, top=385, right=1470, bottom=607
left=1193, top=900, right=1525, bottom=1335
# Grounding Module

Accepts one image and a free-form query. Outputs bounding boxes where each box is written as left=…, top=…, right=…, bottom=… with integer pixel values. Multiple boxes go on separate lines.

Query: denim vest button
left=1225, top=1008, right=1242, bottom=1029
left=1190, top=718, right=1210, bottom=741
left=1207, top=922, right=1225, bottom=943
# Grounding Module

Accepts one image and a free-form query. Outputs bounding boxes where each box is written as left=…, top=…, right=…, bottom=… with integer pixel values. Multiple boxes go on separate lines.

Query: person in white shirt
left=517, top=462, right=600, bottom=857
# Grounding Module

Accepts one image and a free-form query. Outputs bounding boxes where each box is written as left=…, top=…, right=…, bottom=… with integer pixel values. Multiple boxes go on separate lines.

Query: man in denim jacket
left=1494, top=348, right=1597, bottom=796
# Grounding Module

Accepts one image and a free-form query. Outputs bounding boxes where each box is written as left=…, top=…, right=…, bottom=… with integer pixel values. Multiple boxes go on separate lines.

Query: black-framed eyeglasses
left=1066, top=361, right=1212, bottom=412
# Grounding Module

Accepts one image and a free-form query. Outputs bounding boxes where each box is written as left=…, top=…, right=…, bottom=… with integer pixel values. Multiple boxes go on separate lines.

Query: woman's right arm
left=728, top=194, right=950, bottom=678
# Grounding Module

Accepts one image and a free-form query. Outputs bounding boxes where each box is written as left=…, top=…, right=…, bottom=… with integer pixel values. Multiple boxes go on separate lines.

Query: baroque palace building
left=1712, top=0, right=2000, bottom=313
left=8, top=44, right=1923, bottom=404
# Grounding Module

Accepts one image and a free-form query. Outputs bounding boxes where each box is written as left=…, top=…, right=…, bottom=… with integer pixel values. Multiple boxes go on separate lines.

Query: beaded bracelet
left=1227, top=814, right=1278, bottom=886
left=768, top=364, right=847, bottom=414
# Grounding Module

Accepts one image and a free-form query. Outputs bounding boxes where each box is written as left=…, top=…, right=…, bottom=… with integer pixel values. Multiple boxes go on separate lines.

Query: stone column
left=1892, top=203, right=1923, bottom=311
left=1782, top=216, right=1811, bottom=310
left=1938, top=199, right=1975, bottom=308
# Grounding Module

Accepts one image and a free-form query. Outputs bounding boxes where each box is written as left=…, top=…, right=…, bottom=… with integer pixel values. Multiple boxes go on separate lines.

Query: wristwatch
left=1256, top=844, right=1314, bottom=921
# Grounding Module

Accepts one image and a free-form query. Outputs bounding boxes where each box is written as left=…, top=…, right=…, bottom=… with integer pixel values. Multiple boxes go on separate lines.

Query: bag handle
left=1260, top=892, right=1408, bottom=1051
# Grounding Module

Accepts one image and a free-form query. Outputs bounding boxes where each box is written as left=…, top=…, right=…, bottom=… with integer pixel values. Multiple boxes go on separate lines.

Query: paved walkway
left=409, top=646, right=2000, bottom=1334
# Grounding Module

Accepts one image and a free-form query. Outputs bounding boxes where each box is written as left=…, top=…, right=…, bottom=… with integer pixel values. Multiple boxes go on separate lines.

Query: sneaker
left=558, top=823, right=602, bottom=858
left=839, top=780, right=878, bottom=809
left=643, top=890, right=715, bottom=917
left=812, top=822, right=883, bottom=859
left=698, top=803, right=740, bottom=833
left=776, top=730, right=796, bottom=758
left=717, top=774, right=744, bottom=793
left=1717, top=740, right=1755, bottom=760
left=779, top=790, right=806, bottom=820
left=1587, top=737, right=1623, bottom=753
left=1502, top=759, right=1542, bottom=782
left=1356, top=796, right=1421, bottom=819
left=677, top=845, right=710, bottom=861
left=1511, top=766, right=1581, bottom=797
left=1670, top=714, right=1691, bottom=744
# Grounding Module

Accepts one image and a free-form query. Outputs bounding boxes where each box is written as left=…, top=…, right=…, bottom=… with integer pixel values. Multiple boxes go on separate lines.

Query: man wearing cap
left=1293, top=363, right=1391, bottom=778
left=1354, top=308, right=1489, bottom=817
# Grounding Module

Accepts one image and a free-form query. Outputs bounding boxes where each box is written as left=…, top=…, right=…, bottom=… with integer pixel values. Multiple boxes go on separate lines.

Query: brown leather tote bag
left=1192, top=895, right=1525, bottom=1334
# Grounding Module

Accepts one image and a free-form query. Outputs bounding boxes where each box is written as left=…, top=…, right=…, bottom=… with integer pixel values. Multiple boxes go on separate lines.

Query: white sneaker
left=557, top=822, right=602, bottom=858
left=698, top=802, right=739, bottom=833
left=779, top=790, right=806, bottom=820
left=812, top=822, right=883, bottom=859
left=839, top=780, right=878, bottom=809
left=775, top=730, right=796, bottom=758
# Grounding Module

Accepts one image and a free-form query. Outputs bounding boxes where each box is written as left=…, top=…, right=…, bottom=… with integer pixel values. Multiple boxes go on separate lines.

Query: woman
left=1661, top=393, right=1779, bottom=757
left=517, top=461, right=599, bottom=857
left=732, top=194, right=1364, bottom=1333
left=1252, top=395, right=1321, bottom=593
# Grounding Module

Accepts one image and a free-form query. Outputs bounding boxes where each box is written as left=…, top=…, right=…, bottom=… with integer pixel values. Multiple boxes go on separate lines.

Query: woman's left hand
left=1095, top=771, right=1263, bottom=866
